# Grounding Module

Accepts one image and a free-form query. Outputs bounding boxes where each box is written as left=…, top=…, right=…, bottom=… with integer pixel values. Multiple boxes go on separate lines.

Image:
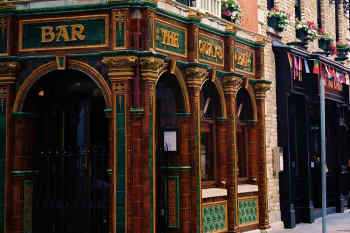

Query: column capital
left=185, top=66, right=208, bottom=88
left=0, top=61, right=19, bottom=85
left=254, top=82, right=271, bottom=100
left=102, top=56, right=137, bottom=82
left=222, top=76, right=243, bottom=97
left=140, top=56, right=167, bottom=82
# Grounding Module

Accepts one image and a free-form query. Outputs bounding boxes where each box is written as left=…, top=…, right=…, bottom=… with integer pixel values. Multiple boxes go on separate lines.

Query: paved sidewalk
left=269, top=209, right=350, bottom=233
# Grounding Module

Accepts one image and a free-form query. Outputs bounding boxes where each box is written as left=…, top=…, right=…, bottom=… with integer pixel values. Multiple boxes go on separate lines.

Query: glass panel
left=201, top=131, right=214, bottom=181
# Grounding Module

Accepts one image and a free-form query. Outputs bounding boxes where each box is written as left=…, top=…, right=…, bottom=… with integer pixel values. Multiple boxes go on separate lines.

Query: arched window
left=236, top=89, right=254, bottom=182
left=200, top=81, right=221, bottom=183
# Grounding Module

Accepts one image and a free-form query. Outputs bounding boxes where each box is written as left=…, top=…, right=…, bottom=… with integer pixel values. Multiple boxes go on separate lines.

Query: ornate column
left=254, top=82, right=271, bottom=230
left=222, top=75, right=242, bottom=233
left=102, top=55, right=136, bottom=233
left=185, top=65, right=208, bottom=233
left=139, top=55, right=165, bottom=233
left=0, top=62, right=18, bottom=233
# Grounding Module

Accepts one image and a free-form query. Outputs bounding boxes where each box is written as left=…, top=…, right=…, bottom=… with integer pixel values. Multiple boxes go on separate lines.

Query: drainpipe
left=320, top=74, right=327, bottom=233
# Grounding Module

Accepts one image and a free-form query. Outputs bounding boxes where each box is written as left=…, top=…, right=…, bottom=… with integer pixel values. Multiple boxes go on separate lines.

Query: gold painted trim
left=0, top=17, right=9, bottom=56
left=238, top=195, right=259, bottom=227
left=56, top=56, right=66, bottom=70
left=233, top=44, right=256, bottom=76
left=112, top=10, right=127, bottom=50
left=201, top=200, right=228, bottom=233
left=153, top=18, right=188, bottom=58
left=198, top=33, right=225, bottom=67
left=18, top=14, right=109, bottom=52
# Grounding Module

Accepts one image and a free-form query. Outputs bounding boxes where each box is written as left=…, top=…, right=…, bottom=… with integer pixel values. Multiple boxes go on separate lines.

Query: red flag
left=298, top=57, right=303, bottom=81
left=287, top=53, right=293, bottom=69
left=313, top=60, right=319, bottom=75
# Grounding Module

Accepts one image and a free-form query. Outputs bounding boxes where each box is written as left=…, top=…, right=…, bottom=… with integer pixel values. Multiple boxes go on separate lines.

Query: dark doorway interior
left=23, top=70, right=109, bottom=233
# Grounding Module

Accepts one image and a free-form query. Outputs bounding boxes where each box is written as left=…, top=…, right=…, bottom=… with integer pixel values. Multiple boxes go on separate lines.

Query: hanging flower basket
left=318, top=38, right=331, bottom=51
left=221, top=0, right=241, bottom=24
left=295, top=21, right=317, bottom=44
left=335, top=42, right=350, bottom=61
left=267, top=8, right=289, bottom=32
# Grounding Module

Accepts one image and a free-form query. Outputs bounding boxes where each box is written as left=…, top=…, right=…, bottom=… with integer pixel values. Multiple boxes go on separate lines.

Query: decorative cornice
left=0, top=62, right=19, bottom=85
left=185, top=66, right=208, bottom=88
left=102, top=56, right=137, bottom=71
left=254, top=82, right=271, bottom=99
left=140, top=56, right=166, bottom=81
left=222, top=76, right=243, bottom=96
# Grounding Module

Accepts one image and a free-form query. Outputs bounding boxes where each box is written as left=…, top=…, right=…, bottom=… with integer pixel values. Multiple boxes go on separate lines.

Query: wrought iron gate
left=32, top=146, right=109, bottom=233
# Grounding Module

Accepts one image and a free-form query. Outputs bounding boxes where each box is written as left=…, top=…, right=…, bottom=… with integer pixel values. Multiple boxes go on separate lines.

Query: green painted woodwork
left=238, top=199, right=258, bottom=226
left=149, top=96, right=154, bottom=233
left=199, top=36, right=224, bottom=65
left=23, top=180, right=33, bottom=233
left=130, top=108, right=144, bottom=115
left=165, top=176, right=180, bottom=228
left=155, top=21, right=186, bottom=56
left=0, top=26, right=7, bottom=54
left=160, top=166, right=191, bottom=171
left=10, top=170, right=39, bottom=176
left=234, top=47, right=254, bottom=73
left=116, top=21, right=125, bottom=48
left=21, top=18, right=107, bottom=50
left=234, top=35, right=265, bottom=48
left=106, top=169, right=112, bottom=175
left=202, top=203, right=227, bottom=233
left=0, top=100, right=5, bottom=233
left=232, top=118, right=237, bottom=227
left=195, top=107, right=200, bottom=233
left=116, top=95, right=126, bottom=233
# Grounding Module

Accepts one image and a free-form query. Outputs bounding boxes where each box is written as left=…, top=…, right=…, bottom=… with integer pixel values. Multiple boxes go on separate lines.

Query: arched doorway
left=155, top=72, right=186, bottom=233
left=20, top=69, right=110, bottom=233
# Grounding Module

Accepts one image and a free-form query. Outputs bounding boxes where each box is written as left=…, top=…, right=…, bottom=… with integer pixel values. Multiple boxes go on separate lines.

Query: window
left=336, top=0, right=340, bottom=41
left=317, top=0, right=322, bottom=29
left=200, top=81, right=220, bottom=184
left=295, top=0, right=301, bottom=20
left=267, top=0, right=274, bottom=10
left=236, top=89, right=255, bottom=182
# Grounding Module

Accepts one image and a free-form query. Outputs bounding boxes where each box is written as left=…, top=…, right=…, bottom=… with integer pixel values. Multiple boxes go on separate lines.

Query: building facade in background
left=0, top=0, right=281, bottom=233
left=259, top=0, right=350, bottom=228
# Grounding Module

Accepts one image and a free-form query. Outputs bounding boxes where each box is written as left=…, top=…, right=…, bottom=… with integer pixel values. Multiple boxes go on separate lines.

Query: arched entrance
left=18, top=69, right=110, bottom=233
left=155, top=72, right=186, bottom=233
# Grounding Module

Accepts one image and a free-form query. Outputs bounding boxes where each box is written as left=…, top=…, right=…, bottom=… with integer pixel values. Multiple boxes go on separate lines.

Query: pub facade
left=0, top=0, right=273, bottom=233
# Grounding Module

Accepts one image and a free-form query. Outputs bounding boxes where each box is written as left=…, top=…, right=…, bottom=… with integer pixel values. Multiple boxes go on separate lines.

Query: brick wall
left=257, top=0, right=350, bottom=227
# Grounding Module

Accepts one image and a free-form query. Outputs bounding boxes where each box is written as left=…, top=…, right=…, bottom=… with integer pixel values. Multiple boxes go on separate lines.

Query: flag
left=287, top=53, right=294, bottom=80
left=293, top=55, right=299, bottom=80
left=304, top=59, right=310, bottom=74
left=313, top=60, right=319, bottom=75
left=325, top=65, right=331, bottom=79
left=298, top=57, right=303, bottom=81
left=330, top=66, right=336, bottom=81
left=345, top=73, right=350, bottom=85
left=335, top=70, right=340, bottom=82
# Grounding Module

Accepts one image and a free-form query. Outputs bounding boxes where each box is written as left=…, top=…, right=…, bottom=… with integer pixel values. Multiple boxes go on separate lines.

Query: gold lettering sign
left=199, top=40, right=223, bottom=60
left=41, top=24, right=86, bottom=43
left=159, top=28, right=179, bottom=48
left=236, top=53, right=251, bottom=68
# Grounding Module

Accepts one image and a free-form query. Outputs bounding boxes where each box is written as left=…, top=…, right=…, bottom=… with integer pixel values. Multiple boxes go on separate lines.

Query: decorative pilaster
left=0, top=61, right=18, bottom=233
left=140, top=55, right=166, bottom=233
left=102, top=56, right=136, bottom=233
left=254, top=82, right=271, bottom=230
left=223, top=75, right=242, bottom=233
left=185, top=65, right=208, bottom=233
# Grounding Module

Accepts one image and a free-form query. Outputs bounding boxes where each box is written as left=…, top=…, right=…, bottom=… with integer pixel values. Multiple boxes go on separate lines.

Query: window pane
left=201, top=131, right=214, bottom=181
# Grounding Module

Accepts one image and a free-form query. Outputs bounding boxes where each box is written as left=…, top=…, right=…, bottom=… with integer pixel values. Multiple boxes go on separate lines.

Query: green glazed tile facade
left=234, top=47, right=254, bottom=73
left=116, top=95, right=126, bottom=233
left=238, top=198, right=258, bottom=226
left=0, top=24, right=8, bottom=54
left=165, top=176, right=180, bottom=228
left=202, top=203, right=227, bottom=233
left=198, top=36, right=224, bottom=65
left=0, top=101, right=6, bottom=233
left=115, top=21, right=125, bottom=48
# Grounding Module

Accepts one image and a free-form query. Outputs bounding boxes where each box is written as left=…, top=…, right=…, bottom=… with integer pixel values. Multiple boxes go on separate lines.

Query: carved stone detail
left=102, top=56, right=137, bottom=71
left=140, top=57, right=166, bottom=81
left=223, top=76, right=243, bottom=97
left=254, top=83, right=271, bottom=100
left=0, top=87, right=7, bottom=100
left=0, top=62, right=19, bottom=85
left=185, top=66, right=208, bottom=88
left=114, top=82, right=127, bottom=96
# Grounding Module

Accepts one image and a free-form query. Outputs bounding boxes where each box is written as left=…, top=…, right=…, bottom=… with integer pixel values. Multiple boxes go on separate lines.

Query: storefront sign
left=234, top=47, right=254, bottom=74
left=198, top=35, right=224, bottom=66
left=154, top=20, right=187, bottom=57
left=19, top=15, right=109, bottom=52
left=325, top=79, right=343, bottom=91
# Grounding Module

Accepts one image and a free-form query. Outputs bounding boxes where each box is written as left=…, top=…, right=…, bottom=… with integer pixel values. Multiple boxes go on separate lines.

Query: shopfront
left=273, top=42, right=350, bottom=228
left=0, top=1, right=271, bottom=233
